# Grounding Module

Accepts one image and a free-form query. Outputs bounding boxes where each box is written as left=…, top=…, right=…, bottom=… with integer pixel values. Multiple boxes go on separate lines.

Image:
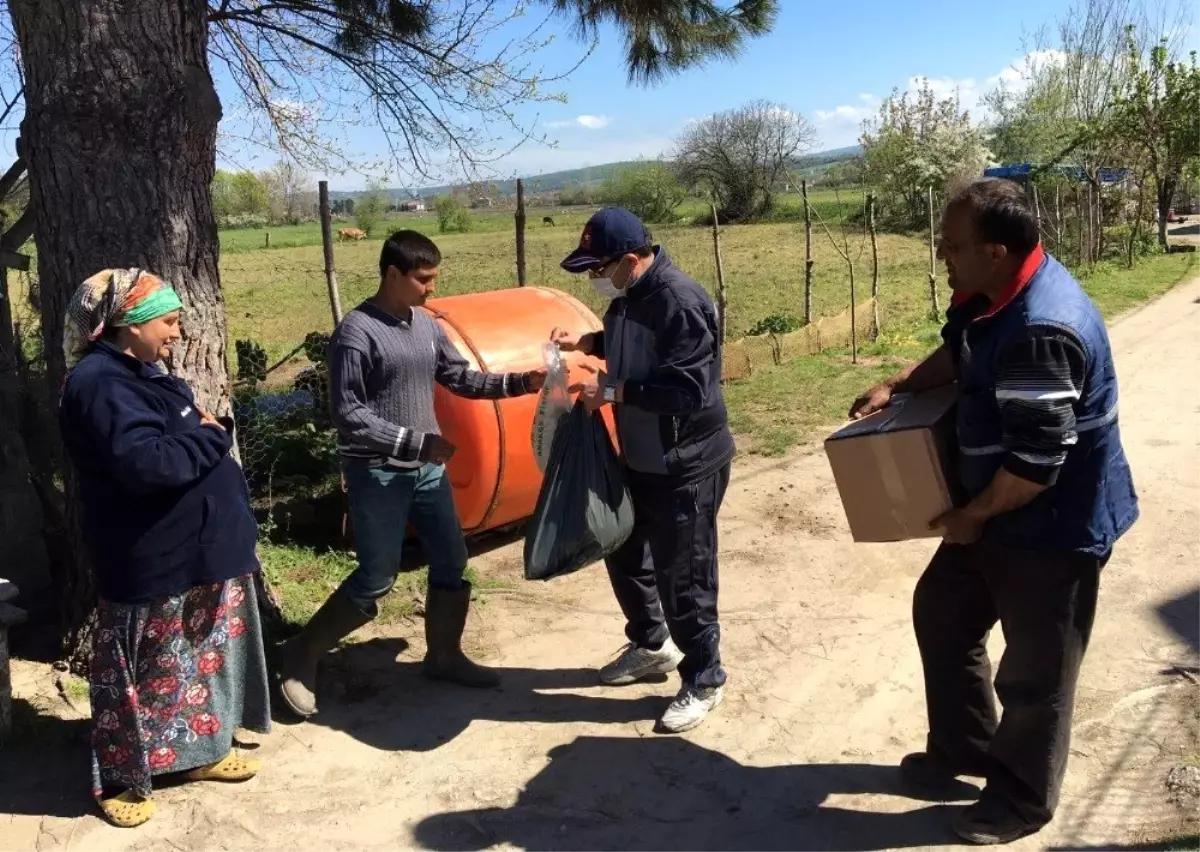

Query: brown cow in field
left=338, top=227, right=367, bottom=242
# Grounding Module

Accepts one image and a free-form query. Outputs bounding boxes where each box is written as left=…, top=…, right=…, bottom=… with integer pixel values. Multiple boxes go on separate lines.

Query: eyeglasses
left=586, top=256, right=622, bottom=278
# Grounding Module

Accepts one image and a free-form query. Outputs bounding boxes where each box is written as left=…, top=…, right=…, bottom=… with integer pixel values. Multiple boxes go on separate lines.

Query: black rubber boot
left=422, top=582, right=501, bottom=689
left=279, top=589, right=374, bottom=717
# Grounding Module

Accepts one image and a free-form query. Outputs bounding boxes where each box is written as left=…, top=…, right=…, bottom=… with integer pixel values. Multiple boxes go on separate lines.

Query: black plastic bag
left=524, top=400, right=634, bottom=581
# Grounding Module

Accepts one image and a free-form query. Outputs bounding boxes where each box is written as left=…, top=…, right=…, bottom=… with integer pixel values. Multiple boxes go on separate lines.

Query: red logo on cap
left=580, top=226, right=592, bottom=251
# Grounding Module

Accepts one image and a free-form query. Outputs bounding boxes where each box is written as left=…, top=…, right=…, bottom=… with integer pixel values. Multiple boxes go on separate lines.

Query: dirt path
left=4, top=280, right=1198, bottom=852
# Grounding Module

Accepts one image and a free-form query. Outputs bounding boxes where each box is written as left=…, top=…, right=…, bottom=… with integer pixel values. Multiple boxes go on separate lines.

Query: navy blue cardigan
left=60, top=343, right=260, bottom=603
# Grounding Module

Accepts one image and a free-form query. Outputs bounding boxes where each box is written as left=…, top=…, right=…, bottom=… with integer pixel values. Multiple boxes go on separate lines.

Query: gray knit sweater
left=329, top=301, right=533, bottom=464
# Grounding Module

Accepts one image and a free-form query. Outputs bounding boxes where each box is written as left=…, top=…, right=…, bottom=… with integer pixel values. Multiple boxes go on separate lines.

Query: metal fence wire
left=231, top=331, right=346, bottom=541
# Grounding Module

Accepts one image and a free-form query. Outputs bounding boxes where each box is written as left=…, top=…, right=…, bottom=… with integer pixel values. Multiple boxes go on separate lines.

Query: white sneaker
left=598, top=638, right=685, bottom=685
left=659, top=685, right=725, bottom=733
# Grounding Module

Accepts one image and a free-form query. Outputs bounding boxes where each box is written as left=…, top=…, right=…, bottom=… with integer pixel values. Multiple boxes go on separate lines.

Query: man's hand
left=570, top=365, right=610, bottom=412
left=423, top=434, right=457, bottom=465
left=849, top=382, right=894, bottom=420
left=523, top=369, right=548, bottom=393
left=199, top=411, right=226, bottom=431
left=550, top=327, right=590, bottom=354
left=930, top=507, right=985, bottom=545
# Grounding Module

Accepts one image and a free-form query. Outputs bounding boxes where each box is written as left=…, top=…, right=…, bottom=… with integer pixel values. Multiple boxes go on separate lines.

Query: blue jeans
left=338, top=460, right=468, bottom=612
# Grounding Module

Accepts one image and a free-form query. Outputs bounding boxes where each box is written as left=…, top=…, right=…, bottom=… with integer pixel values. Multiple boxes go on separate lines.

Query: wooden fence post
left=801, top=180, right=813, bottom=325
left=318, top=180, right=343, bottom=327
left=515, top=178, right=527, bottom=287
left=264, top=231, right=271, bottom=249
left=927, top=185, right=941, bottom=320
left=867, top=192, right=880, bottom=338
left=710, top=203, right=728, bottom=344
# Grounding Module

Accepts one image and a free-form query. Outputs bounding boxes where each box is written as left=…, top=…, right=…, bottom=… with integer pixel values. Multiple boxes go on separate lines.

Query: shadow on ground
left=411, top=735, right=965, bottom=851
left=1156, top=586, right=1199, bottom=656
left=0, top=698, right=92, bottom=820
left=296, top=637, right=673, bottom=752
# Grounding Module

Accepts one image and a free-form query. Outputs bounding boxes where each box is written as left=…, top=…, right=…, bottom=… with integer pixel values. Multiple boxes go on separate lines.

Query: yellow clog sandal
left=99, top=790, right=156, bottom=828
left=181, top=751, right=261, bottom=783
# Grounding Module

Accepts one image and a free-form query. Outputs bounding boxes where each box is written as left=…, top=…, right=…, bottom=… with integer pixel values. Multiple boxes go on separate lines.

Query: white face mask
left=589, top=276, right=625, bottom=300
left=589, top=257, right=635, bottom=300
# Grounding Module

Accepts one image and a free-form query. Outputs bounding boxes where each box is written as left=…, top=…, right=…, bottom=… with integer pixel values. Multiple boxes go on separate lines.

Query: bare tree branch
left=677, top=100, right=816, bottom=221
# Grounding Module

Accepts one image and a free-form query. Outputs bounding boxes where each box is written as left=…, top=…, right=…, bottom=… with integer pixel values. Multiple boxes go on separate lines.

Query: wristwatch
left=602, top=383, right=618, bottom=404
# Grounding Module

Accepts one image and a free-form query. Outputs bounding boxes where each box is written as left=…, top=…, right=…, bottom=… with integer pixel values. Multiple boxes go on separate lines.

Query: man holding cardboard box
left=849, top=178, right=1138, bottom=845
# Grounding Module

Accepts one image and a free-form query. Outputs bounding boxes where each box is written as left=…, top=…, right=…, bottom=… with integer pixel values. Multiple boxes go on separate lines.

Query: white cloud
left=812, top=100, right=879, bottom=148
left=810, top=49, right=1070, bottom=149
left=576, top=114, right=610, bottom=130
left=545, top=114, right=611, bottom=130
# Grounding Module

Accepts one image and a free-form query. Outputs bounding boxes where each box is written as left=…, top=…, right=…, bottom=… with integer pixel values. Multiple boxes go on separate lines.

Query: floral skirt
left=90, top=574, right=272, bottom=800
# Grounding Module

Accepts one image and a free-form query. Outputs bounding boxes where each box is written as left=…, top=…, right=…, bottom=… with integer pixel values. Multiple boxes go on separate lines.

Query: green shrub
left=435, top=196, right=473, bottom=234
left=355, top=185, right=387, bottom=236
left=601, top=161, right=687, bottom=223
left=747, top=313, right=803, bottom=336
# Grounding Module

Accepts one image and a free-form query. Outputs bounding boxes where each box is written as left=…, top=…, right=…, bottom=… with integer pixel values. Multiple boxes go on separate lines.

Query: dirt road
left=4, top=280, right=1198, bottom=852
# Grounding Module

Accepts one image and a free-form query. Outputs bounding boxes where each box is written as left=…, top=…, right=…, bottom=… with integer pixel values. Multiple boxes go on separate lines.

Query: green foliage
left=601, top=160, right=687, bottom=223
left=747, top=313, right=803, bottom=336
left=550, top=0, right=779, bottom=86
left=434, top=195, right=473, bottom=233
left=860, top=80, right=990, bottom=228
left=302, top=331, right=330, bottom=365
left=355, top=183, right=387, bottom=236
left=1109, top=30, right=1200, bottom=246
left=819, top=159, right=866, bottom=189
left=212, top=170, right=236, bottom=219
left=984, top=63, right=1077, bottom=165
left=213, top=170, right=271, bottom=227
left=231, top=170, right=270, bottom=218
left=235, top=339, right=268, bottom=384
left=233, top=387, right=337, bottom=490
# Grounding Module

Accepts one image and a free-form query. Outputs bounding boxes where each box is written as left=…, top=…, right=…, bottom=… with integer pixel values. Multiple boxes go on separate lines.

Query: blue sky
left=220, top=0, right=1095, bottom=190
left=2, top=2, right=1192, bottom=190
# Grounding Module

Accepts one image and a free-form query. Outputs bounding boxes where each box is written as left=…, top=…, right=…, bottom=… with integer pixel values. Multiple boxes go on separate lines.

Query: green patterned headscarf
left=64, top=268, right=183, bottom=368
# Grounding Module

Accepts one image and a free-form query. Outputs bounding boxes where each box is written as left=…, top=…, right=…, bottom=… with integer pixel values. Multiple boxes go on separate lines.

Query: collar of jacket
left=92, top=340, right=169, bottom=381
left=624, top=245, right=671, bottom=301
left=949, top=243, right=1047, bottom=321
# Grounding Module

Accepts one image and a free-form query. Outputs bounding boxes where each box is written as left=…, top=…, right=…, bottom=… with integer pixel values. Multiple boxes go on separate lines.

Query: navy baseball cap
left=561, top=207, right=652, bottom=273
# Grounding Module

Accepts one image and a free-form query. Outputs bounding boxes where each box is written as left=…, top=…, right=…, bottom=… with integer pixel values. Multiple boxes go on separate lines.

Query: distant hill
left=330, top=145, right=863, bottom=201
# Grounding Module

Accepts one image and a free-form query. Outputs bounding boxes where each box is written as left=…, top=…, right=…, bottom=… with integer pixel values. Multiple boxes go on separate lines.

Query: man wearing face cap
left=551, top=206, right=735, bottom=733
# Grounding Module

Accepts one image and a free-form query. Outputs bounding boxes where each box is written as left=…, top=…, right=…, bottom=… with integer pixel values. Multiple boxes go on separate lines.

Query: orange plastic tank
left=422, top=286, right=615, bottom=534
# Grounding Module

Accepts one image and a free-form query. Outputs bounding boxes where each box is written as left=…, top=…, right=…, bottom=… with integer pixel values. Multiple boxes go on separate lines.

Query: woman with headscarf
left=58, top=268, right=271, bottom=827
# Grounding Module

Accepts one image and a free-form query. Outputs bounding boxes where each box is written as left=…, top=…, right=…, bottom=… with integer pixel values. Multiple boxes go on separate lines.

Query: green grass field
left=221, top=207, right=1196, bottom=441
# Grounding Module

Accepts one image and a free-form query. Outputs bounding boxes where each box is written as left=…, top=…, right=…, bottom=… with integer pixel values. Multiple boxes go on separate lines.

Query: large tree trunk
left=9, top=0, right=229, bottom=655
left=1157, top=177, right=1177, bottom=251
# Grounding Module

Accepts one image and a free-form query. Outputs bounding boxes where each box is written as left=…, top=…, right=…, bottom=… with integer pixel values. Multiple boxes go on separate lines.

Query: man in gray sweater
left=280, top=230, right=545, bottom=717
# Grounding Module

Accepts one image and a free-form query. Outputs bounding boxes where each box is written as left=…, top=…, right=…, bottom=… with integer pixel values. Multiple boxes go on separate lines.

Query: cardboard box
left=824, top=385, right=960, bottom=542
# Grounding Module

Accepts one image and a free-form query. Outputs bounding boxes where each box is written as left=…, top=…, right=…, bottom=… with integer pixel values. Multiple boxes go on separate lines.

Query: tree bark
left=10, top=0, right=227, bottom=652
left=1128, top=176, right=1147, bottom=269
left=1157, top=177, right=1176, bottom=250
